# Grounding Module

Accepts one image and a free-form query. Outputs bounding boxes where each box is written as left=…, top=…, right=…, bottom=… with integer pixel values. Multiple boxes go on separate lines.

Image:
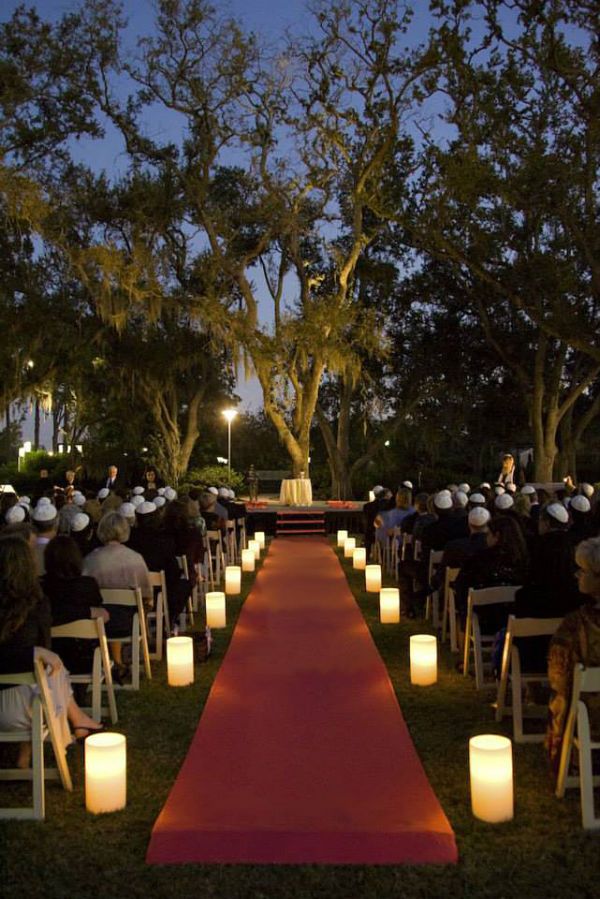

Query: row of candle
left=337, top=528, right=513, bottom=824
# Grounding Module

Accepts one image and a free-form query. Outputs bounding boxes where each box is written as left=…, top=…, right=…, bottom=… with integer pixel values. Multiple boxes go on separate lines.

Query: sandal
left=74, top=723, right=105, bottom=743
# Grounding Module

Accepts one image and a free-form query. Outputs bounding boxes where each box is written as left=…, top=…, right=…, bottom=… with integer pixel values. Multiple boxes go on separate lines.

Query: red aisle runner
left=147, top=538, right=457, bottom=865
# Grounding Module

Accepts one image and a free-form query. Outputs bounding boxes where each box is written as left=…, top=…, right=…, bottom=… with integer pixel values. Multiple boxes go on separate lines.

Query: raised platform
left=247, top=501, right=364, bottom=538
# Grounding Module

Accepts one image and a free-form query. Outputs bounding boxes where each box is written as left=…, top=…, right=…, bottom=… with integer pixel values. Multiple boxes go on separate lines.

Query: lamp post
left=222, top=409, right=238, bottom=481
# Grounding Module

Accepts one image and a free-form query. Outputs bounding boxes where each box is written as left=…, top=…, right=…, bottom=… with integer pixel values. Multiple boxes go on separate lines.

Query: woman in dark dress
left=0, top=534, right=103, bottom=766
left=42, top=536, right=109, bottom=678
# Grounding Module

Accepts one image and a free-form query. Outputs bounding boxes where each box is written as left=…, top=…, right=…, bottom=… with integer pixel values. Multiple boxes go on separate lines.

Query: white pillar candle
left=254, top=531, right=266, bottom=549
left=343, top=536, right=356, bottom=558
left=410, top=634, right=437, bottom=685
left=248, top=538, right=260, bottom=560
left=365, top=564, right=381, bottom=593
left=166, top=636, right=194, bottom=686
left=380, top=587, right=400, bottom=623
left=241, top=548, right=255, bottom=572
left=469, top=735, right=514, bottom=823
left=85, top=733, right=126, bottom=814
left=369, top=490, right=375, bottom=502
left=337, top=529, right=348, bottom=548
left=206, top=591, right=227, bottom=628
left=225, top=565, right=242, bottom=595
left=353, top=547, right=366, bottom=570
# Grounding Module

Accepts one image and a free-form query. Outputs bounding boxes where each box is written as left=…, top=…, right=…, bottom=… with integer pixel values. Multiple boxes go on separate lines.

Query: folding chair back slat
left=51, top=617, right=117, bottom=723
left=556, top=664, right=600, bottom=828
left=463, top=586, right=519, bottom=689
left=100, top=587, right=151, bottom=689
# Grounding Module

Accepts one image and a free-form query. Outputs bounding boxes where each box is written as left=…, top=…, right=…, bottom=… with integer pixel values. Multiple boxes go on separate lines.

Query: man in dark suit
left=104, top=464, right=124, bottom=491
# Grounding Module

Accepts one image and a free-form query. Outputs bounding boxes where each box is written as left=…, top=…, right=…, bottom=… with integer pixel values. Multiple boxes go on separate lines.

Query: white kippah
left=18, top=495, right=31, bottom=505
left=5, top=505, right=26, bottom=524
left=153, top=496, right=166, bottom=508
left=32, top=504, right=57, bottom=522
left=73, top=492, right=86, bottom=506
left=570, top=495, right=591, bottom=513
left=469, top=493, right=486, bottom=504
left=120, top=502, right=136, bottom=518
left=37, top=497, right=51, bottom=506
left=468, top=507, right=490, bottom=527
left=580, top=483, right=594, bottom=498
left=434, top=491, right=453, bottom=510
left=494, top=485, right=506, bottom=495
left=131, top=495, right=145, bottom=507
left=521, top=485, right=536, bottom=495
left=71, top=512, right=90, bottom=533
left=458, top=483, right=470, bottom=494
left=164, top=487, right=177, bottom=501
left=454, top=491, right=468, bottom=507
left=136, top=501, right=157, bottom=515
left=547, top=502, right=569, bottom=524
left=132, top=486, right=145, bottom=496
left=495, top=494, right=514, bottom=510
left=98, top=488, right=109, bottom=499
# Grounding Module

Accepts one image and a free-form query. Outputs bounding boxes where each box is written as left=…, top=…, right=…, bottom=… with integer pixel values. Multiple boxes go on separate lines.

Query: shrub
left=186, top=465, right=245, bottom=494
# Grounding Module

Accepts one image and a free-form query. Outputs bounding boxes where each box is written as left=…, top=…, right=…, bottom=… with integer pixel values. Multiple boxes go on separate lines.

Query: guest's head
left=44, top=535, right=83, bottom=579
left=575, top=537, right=600, bottom=601
left=0, top=534, right=42, bottom=641
left=97, top=512, right=130, bottom=545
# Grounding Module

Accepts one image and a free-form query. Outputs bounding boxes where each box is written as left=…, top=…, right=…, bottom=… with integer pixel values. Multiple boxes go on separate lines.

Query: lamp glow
left=206, top=591, right=227, bottom=628
left=380, top=587, right=400, bottom=623
left=166, top=636, right=194, bottom=686
left=241, top=548, right=255, bottom=572
left=225, top=565, right=241, bottom=595
left=352, top=547, right=366, bottom=570
left=254, top=531, right=266, bottom=549
left=410, top=635, right=437, bottom=685
left=85, top=732, right=126, bottom=814
left=369, top=490, right=375, bottom=501
left=337, top=529, right=348, bottom=548
left=469, top=734, right=513, bottom=823
left=365, top=564, right=381, bottom=593
left=344, top=537, right=356, bottom=558
left=248, top=538, right=260, bottom=560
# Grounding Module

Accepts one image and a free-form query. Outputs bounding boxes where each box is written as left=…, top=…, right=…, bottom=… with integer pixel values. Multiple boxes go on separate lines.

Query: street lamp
left=222, top=409, right=238, bottom=481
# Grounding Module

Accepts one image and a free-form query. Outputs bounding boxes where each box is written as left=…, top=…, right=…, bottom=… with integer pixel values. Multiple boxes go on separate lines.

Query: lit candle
left=353, top=547, right=366, bottom=570
left=248, top=538, right=260, bottom=560
left=166, top=636, right=194, bottom=686
left=225, top=565, right=241, bottom=595
left=344, top=537, right=356, bottom=558
left=369, top=490, right=375, bottom=501
left=254, top=531, right=266, bottom=549
left=337, top=529, right=348, bottom=548
left=469, top=735, right=514, bottom=823
left=206, top=591, right=226, bottom=628
left=241, top=548, right=255, bottom=572
left=380, top=587, right=400, bottom=623
left=410, top=634, right=437, bottom=685
left=365, top=564, right=381, bottom=593
left=85, top=733, right=126, bottom=814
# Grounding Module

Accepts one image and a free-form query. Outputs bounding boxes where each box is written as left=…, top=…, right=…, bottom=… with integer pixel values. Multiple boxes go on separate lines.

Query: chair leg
left=91, top=651, right=102, bottom=723
left=577, top=704, right=600, bottom=829
left=556, top=706, right=577, bottom=798
left=31, top=697, right=45, bottom=820
left=463, top=610, right=472, bottom=678
left=449, top=594, right=458, bottom=653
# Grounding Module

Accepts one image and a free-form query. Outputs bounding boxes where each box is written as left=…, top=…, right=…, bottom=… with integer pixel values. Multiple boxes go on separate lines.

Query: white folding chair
left=556, top=664, right=600, bottom=829
left=0, top=659, right=73, bottom=820
left=495, top=615, right=563, bottom=742
left=413, top=539, right=422, bottom=562
left=51, top=618, right=118, bottom=724
left=146, top=570, right=170, bottom=660
left=100, top=587, right=152, bottom=690
left=401, top=532, right=412, bottom=562
left=463, top=585, right=519, bottom=689
left=225, top=521, right=238, bottom=565
left=175, top=555, right=196, bottom=625
left=390, top=527, right=401, bottom=580
left=441, top=566, right=461, bottom=652
left=237, top=517, right=247, bottom=552
left=205, top=530, right=226, bottom=588
left=425, top=550, right=444, bottom=628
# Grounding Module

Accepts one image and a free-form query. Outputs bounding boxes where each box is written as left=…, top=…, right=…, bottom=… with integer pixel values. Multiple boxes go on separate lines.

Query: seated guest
left=128, top=501, right=191, bottom=626
left=453, top=515, right=529, bottom=633
left=70, top=512, right=99, bottom=556
left=31, top=501, right=59, bottom=575
left=200, top=491, right=226, bottom=533
left=143, top=466, right=162, bottom=496
left=163, top=499, right=205, bottom=588
left=432, top=506, right=491, bottom=594
left=42, top=536, right=109, bottom=699
left=569, top=494, right=595, bottom=544
left=546, top=536, right=600, bottom=771
left=515, top=503, right=581, bottom=619
left=0, top=534, right=104, bottom=766
left=363, top=486, right=390, bottom=562
left=82, top=512, right=151, bottom=672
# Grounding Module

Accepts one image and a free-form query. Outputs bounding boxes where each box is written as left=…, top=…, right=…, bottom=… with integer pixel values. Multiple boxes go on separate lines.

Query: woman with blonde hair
left=546, top=536, right=600, bottom=770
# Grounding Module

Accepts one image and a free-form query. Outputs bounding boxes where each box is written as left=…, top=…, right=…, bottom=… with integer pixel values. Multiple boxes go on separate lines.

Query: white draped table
left=279, top=478, right=313, bottom=506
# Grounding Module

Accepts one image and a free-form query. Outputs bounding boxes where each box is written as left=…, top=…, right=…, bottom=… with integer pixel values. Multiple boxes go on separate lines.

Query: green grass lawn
left=1, top=542, right=599, bottom=899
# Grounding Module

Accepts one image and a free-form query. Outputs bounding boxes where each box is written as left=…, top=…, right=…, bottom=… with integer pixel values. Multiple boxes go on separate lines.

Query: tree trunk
left=34, top=397, right=40, bottom=450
